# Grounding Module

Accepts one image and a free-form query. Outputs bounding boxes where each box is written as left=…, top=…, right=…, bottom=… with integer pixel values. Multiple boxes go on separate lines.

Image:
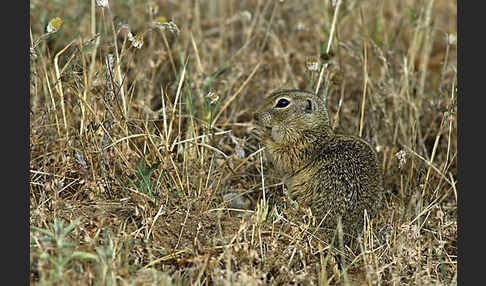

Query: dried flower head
left=46, top=17, right=62, bottom=33
left=96, top=0, right=109, bottom=8
left=146, top=1, right=159, bottom=15
left=128, top=33, right=144, bottom=49
left=206, top=91, right=219, bottom=105
left=305, top=55, right=320, bottom=71
left=395, top=149, right=408, bottom=170
left=152, top=19, right=180, bottom=34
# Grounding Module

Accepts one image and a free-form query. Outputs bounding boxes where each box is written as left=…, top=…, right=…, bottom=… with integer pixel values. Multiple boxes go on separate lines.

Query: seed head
left=46, top=17, right=62, bottom=33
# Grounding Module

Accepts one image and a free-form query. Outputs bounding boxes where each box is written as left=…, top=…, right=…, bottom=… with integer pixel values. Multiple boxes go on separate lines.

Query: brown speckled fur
left=254, top=89, right=384, bottom=243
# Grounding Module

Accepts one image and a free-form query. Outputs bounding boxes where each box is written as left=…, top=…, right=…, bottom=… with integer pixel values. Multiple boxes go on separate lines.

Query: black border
left=26, top=0, right=32, bottom=283
left=456, top=0, right=465, bottom=285
left=456, top=0, right=462, bottom=284
left=3, top=0, right=30, bottom=283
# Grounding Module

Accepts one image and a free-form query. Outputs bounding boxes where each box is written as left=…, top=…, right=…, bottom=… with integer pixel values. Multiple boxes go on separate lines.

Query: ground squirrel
left=254, top=89, right=384, bottom=243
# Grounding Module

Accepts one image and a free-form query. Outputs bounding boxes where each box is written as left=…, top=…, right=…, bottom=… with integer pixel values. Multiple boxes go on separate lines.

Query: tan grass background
left=30, top=0, right=457, bottom=284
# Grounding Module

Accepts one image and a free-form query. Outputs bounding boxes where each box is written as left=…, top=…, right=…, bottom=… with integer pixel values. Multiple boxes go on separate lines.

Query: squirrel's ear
left=304, top=99, right=313, bottom=113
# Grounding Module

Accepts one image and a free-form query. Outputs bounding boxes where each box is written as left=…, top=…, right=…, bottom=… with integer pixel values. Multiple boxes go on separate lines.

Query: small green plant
left=94, top=228, right=117, bottom=285
left=127, top=158, right=161, bottom=199
left=32, top=218, right=98, bottom=283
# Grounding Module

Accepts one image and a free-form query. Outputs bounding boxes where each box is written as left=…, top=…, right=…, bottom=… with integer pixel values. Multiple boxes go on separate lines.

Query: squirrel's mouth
left=253, top=119, right=272, bottom=135
left=254, top=125, right=273, bottom=139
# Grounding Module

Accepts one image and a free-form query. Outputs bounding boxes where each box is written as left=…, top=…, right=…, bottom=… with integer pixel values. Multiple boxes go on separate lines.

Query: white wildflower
left=305, top=56, right=320, bottom=71
left=46, top=17, right=62, bottom=33
left=128, top=33, right=144, bottom=49
left=96, top=0, right=109, bottom=8
left=206, top=91, right=219, bottom=105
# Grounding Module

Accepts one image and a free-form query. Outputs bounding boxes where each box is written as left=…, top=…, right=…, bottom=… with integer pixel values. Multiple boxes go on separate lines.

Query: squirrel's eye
left=275, top=98, right=290, bottom=108
left=305, top=99, right=312, bottom=113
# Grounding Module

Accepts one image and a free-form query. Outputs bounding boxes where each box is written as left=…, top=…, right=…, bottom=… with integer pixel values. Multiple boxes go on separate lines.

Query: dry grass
left=29, top=0, right=457, bottom=285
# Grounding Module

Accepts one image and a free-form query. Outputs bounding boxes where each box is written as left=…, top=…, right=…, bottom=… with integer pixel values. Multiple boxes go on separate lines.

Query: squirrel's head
left=254, top=89, right=331, bottom=144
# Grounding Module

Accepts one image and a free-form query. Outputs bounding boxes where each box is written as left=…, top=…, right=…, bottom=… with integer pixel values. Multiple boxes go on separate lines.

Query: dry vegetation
left=29, top=0, right=457, bottom=285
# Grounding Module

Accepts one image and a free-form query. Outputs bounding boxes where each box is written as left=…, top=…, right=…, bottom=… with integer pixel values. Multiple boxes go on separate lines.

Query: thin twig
left=359, top=8, right=369, bottom=138
left=315, top=0, right=342, bottom=94
left=54, top=39, right=76, bottom=140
